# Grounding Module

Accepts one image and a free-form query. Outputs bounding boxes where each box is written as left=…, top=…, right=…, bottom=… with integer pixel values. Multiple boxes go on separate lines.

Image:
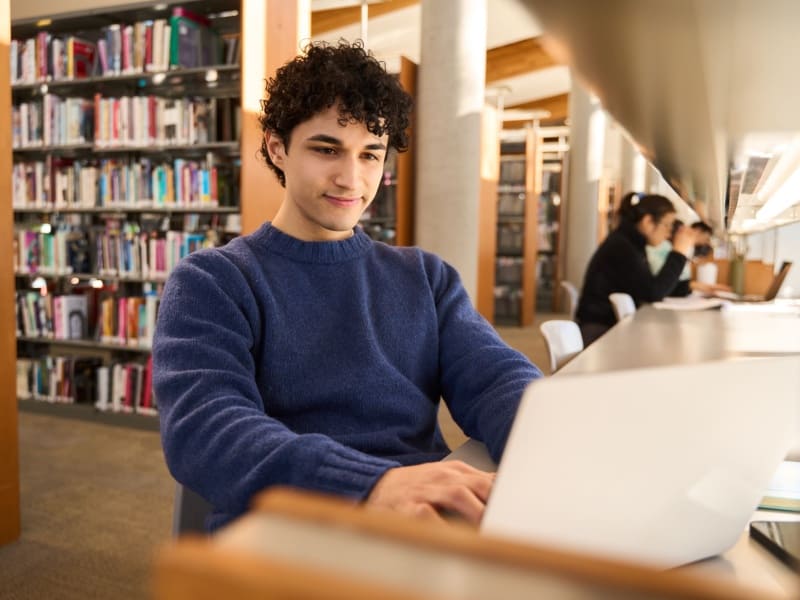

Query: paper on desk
left=724, top=312, right=800, bottom=353
left=759, top=461, right=800, bottom=512
left=653, top=296, right=727, bottom=311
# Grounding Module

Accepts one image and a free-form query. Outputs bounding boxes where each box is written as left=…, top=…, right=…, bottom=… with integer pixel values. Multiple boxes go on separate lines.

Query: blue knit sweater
left=153, top=223, right=541, bottom=529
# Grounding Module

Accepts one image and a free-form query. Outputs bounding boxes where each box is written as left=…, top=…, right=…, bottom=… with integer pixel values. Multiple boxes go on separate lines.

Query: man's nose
left=333, top=155, right=360, bottom=190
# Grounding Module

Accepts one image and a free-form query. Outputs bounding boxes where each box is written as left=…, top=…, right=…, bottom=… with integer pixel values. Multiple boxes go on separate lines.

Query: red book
left=171, top=6, right=210, bottom=27
left=122, top=364, right=134, bottom=413
left=116, top=296, right=127, bottom=343
left=140, top=355, right=153, bottom=411
left=144, top=23, right=153, bottom=69
left=70, top=37, right=96, bottom=79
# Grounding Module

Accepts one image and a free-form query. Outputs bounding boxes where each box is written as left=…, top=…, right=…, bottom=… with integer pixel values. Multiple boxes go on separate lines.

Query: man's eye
left=363, top=153, right=379, bottom=161
left=313, top=147, right=337, bottom=155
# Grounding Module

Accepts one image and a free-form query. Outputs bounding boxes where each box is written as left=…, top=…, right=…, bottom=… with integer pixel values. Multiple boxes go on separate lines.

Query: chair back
left=539, top=320, right=584, bottom=373
left=559, top=280, right=579, bottom=319
left=172, top=483, right=213, bottom=536
left=608, top=293, right=636, bottom=322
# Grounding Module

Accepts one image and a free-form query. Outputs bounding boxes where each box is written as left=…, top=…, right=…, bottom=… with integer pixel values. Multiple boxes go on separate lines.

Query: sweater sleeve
left=613, top=243, right=687, bottom=303
left=429, top=259, right=542, bottom=464
left=153, top=251, right=399, bottom=519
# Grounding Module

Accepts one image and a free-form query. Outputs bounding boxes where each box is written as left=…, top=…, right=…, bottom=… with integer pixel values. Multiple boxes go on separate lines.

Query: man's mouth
left=324, top=194, right=361, bottom=207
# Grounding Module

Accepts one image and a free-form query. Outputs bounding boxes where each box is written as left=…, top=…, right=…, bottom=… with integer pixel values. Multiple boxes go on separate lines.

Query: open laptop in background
left=481, top=357, right=800, bottom=569
left=712, top=261, right=792, bottom=302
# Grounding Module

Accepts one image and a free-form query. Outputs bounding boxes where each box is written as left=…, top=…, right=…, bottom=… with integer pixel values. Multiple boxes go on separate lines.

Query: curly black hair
left=259, top=40, right=413, bottom=187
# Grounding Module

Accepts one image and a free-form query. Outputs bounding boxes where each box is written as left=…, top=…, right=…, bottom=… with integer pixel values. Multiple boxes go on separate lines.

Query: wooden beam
left=503, top=93, right=569, bottom=128
left=311, top=0, right=418, bottom=36
left=486, top=37, right=559, bottom=84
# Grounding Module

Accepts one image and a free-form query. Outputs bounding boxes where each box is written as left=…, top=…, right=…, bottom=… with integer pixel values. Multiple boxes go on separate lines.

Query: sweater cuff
left=314, top=446, right=401, bottom=501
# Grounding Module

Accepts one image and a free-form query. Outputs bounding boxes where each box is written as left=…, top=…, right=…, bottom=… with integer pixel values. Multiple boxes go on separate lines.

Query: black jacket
left=576, top=222, right=687, bottom=328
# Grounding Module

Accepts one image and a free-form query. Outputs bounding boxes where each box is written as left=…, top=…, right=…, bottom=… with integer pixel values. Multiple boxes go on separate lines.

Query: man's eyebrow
left=305, top=134, right=387, bottom=151
left=306, top=134, right=343, bottom=145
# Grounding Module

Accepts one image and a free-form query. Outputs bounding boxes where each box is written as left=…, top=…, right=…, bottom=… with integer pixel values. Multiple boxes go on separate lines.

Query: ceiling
left=310, top=0, right=571, bottom=125
left=313, top=0, right=800, bottom=235
left=525, top=0, right=800, bottom=234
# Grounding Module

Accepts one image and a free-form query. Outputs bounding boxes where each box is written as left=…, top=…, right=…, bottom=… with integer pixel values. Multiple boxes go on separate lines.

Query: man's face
left=266, top=105, right=388, bottom=241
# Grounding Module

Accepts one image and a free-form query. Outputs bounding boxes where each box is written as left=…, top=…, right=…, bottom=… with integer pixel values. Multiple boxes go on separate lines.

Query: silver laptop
left=481, top=357, right=800, bottom=569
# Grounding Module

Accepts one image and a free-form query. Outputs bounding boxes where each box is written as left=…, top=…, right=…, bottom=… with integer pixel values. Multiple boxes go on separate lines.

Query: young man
left=153, top=41, right=541, bottom=531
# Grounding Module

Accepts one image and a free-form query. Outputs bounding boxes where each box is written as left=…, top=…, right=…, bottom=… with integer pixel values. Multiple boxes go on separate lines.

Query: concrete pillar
left=563, top=79, right=603, bottom=288
left=619, top=134, right=647, bottom=196
left=415, top=0, right=487, bottom=302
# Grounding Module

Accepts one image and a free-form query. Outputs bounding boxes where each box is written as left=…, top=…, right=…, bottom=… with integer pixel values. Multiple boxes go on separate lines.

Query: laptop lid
left=763, top=261, right=792, bottom=301
left=712, top=261, right=792, bottom=302
left=481, top=357, right=800, bottom=569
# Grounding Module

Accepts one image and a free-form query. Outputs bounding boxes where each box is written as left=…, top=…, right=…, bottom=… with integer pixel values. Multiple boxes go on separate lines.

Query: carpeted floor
left=0, top=316, right=558, bottom=600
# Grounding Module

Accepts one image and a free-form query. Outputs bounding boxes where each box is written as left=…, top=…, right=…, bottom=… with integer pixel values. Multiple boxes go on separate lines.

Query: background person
left=648, top=220, right=729, bottom=296
left=575, top=192, right=694, bottom=345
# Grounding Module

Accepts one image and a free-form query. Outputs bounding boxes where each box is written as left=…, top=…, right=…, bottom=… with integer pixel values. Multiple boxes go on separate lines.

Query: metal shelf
left=12, top=141, right=240, bottom=157
left=18, top=399, right=158, bottom=432
left=17, top=336, right=152, bottom=354
left=13, top=205, right=239, bottom=214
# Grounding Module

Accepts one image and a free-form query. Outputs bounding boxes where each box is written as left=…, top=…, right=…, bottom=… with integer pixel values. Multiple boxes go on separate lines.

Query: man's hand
left=366, top=461, right=495, bottom=525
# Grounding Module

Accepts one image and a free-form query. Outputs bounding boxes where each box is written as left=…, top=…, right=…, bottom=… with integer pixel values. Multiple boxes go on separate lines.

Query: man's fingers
left=366, top=462, right=497, bottom=525
left=430, top=483, right=486, bottom=525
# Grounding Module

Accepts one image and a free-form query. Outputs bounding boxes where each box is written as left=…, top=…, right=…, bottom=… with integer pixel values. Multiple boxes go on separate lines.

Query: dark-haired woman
left=575, top=192, right=695, bottom=345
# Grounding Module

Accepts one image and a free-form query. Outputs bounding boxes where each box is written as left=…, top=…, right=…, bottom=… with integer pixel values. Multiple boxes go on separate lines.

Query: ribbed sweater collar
left=617, top=221, right=648, bottom=251
left=249, top=222, right=374, bottom=264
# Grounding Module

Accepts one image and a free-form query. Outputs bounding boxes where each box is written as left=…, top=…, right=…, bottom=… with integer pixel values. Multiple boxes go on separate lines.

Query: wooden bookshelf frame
left=394, top=56, right=417, bottom=247
left=240, top=0, right=308, bottom=235
left=1, top=0, right=21, bottom=546
left=521, top=126, right=540, bottom=326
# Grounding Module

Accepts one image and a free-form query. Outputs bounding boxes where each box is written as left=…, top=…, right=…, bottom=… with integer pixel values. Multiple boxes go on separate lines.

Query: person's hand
left=366, top=461, right=495, bottom=525
left=671, top=225, right=696, bottom=257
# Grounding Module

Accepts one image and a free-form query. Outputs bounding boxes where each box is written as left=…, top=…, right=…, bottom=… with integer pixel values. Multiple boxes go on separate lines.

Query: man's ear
left=265, top=131, right=286, bottom=167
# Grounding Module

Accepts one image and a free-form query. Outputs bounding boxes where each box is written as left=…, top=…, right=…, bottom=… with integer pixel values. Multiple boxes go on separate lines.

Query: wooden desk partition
left=152, top=488, right=777, bottom=600
left=709, top=259, right=776, bottom=296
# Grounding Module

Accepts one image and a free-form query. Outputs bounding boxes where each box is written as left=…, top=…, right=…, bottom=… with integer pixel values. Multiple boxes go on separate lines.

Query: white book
left=111, top=363, right=124, bottom=413
left=16, top=359, right=32, bottom=399
left=95, top=366, right=110, bottom=411
left=59, top=294, right=88, bottom=339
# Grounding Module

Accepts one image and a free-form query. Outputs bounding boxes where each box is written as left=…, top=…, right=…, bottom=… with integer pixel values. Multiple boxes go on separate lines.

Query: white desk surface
left=449, top=306, right=800, bottom=597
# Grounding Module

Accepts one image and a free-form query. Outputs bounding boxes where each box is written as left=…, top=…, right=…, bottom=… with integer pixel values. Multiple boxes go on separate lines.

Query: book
left=66, top=37, right=96, bottom=79
left=759, top=460, right=800, bottom=512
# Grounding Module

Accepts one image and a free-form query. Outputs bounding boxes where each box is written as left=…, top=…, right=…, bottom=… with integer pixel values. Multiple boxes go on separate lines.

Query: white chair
left=559, top=280, right=579, bottom=320
left=608, top=293, right=636, bottom=322
left=539, top=320, right=584, bottom=374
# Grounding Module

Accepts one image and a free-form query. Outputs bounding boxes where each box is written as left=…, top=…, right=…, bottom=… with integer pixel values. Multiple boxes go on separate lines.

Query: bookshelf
left=493, top=131, right=535, bottom=326
left=11, top=0, right=242, bottom=424
left=493, top=126, right=568, bottom=325
left=10, top=2, right=417, bottom=429
left=357, top=56, right=416, bottom=246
